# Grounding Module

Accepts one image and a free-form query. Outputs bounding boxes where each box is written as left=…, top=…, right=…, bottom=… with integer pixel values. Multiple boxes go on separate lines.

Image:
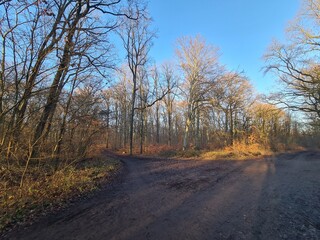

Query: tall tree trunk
left=195, top=104, right=200, bottom=150
left=12, top=4, right=66, bottom=145
left=167, top=101, right=172, bottom=146
left=156, top=102, right=160, bottom=144
left=129, top=76, right=137, bottom=155
left=31, top=24, right=77, bottom=159
left=0, top=35, right=6, bottom=127
left=139, top=109, right=144, bottom=154
left=52, top=61, right=81, bottom=170
left=230, top=108, right=234, bottom=146
left=105, top=103, right=110, bottom=149
left=183, top=106, right=192, bottom=150
left=144, top=110, right=148, bottom=150
left=122, top=105, right=127, bottom=148
left=225, top=109, right=229, bottom=133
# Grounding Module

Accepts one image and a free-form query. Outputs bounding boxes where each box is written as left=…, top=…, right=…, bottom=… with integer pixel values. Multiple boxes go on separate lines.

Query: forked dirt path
left=4, top=151, right=320, bottom=240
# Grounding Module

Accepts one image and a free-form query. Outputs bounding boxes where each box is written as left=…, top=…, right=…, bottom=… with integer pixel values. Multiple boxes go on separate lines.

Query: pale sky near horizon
left=148, top=0, right=302, bottom=94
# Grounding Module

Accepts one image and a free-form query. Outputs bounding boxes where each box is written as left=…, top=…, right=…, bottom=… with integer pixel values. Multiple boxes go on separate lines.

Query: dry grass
left=140, top=142, right=272, bottom=160
left=201, top=142, right=271, bottom=160
left=144, top=145, right=178, bottom=157
left=115, top=145, right=178, bottom=158
left=0, top=150, right=121, bottom=231
left=137, top=142, right=273, bottom=160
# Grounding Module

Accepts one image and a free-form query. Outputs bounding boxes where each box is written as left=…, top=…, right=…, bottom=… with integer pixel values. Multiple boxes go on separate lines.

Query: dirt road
left=4, top=151, right=320, bottom=240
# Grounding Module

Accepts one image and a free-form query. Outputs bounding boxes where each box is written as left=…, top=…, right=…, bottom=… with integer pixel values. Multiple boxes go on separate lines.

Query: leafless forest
left=0, top=0, right=320, bottom=234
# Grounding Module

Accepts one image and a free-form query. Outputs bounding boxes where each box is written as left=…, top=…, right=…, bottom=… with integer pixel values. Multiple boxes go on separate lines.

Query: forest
left=0, top=0, right=320, bottom=235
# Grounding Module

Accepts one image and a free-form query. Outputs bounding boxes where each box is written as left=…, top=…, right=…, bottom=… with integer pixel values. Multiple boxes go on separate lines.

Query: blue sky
left=148, top=0, right=301, bottom=93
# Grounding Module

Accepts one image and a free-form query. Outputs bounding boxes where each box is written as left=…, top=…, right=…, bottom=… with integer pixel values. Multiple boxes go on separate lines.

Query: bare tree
left=264, top=42, right=320, bottom=119
left=119, top=8, right=155, bottom=155
left=264, top=0, right=320, bottom=121
left=176, top=35, right=222, bottom=150
left=162, top=62, right=177, bottom=146
left=211, top=72, right=254, bottom=145
left=30, top=0, right=133, bottom=158
left=150, top=65, right=161, bottom=144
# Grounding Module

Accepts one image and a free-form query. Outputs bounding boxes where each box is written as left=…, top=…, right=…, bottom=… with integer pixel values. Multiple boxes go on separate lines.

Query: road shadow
left=251, top=151, right=320, bottom=240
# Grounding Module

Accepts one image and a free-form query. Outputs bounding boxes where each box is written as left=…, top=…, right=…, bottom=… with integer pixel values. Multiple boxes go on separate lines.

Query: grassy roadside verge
left=140, top=143, right=273, bottom=160
left=199, top=143, right=273, bottom=160
left=0, top=152, right=121, bottom=232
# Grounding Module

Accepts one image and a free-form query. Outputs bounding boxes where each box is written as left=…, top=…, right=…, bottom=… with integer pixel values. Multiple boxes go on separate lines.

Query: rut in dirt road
left=4, top=151, right=320, bottom=240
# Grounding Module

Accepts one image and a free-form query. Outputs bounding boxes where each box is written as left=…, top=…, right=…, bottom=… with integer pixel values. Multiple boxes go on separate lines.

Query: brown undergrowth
left=138, top=142, right=303, bottom=160
left=200, top=142, right=272, bottom=160
left=0, top=146, right=121, bottom=232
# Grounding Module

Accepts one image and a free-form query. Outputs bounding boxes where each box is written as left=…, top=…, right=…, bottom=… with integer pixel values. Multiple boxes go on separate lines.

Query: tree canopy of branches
left=264, top=0, right=320, bottom=123
left=176, top=35, right=222, bottom=150
left=118, top=7, right=156, bottom=155
left=211, top=72, right=254, bottom=145
left=0, top=0, right=145, bottom=177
